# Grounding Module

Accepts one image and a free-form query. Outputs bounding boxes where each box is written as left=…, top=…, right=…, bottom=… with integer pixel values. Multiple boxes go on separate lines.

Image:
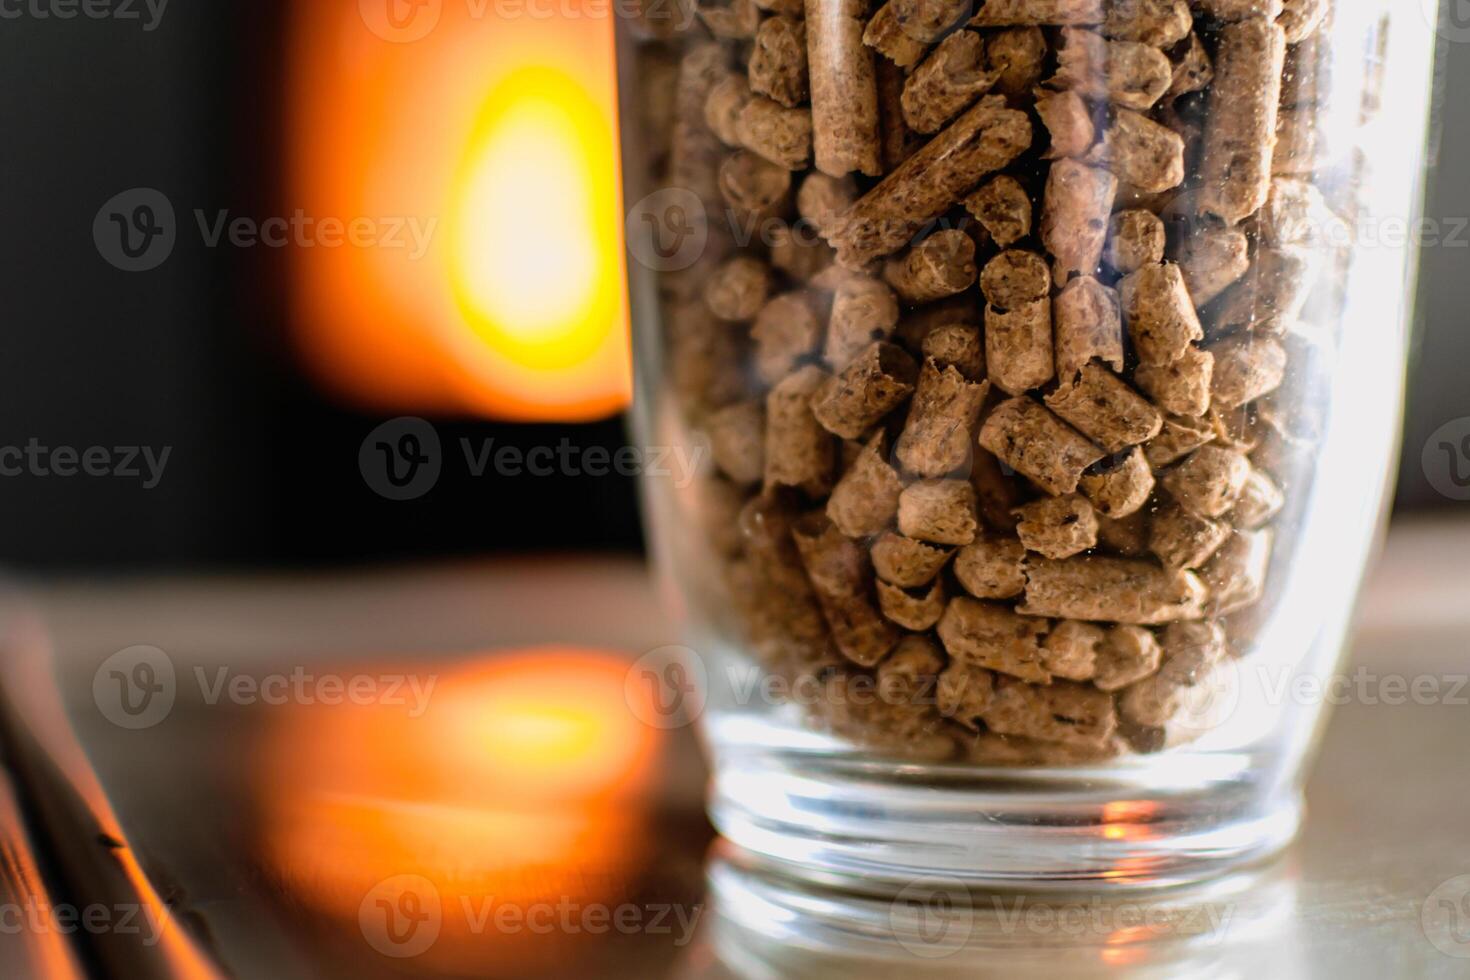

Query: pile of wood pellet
left=632, top=0, right=1347, bottom=763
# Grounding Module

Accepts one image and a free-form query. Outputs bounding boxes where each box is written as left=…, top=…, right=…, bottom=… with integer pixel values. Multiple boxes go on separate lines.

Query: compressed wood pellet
left=1103, top=0, right=1192, bottom=47
left=764, top=366, right=836, bottom=495
left=1178, top=225, right=1251, bottom=308
left=738, top=493, right=835, bottom=663
left=770, top=222, right=837, bottom=281
left=1079, top=445, right=1155, bottom=517
left=792, top=514, right=901, bottom=665
left=1210, top=245, right=1317, bottom=336
left=696, top=0, right=762, bottom=38
left=1202, top=528, right=1271, bottom=613
left=806, top=0, right=883, bottom=177
left=1190, top=0, right=1281, bottom=19
left=1020, top=555, right=1208, bottom=624
left=1084, top=108, right=1186, bottom=193
left=813, top=342, right=918, bottom=439
left=984, top=676, right=1118, bottom=747
left=872, top=531, right=954, bottom=586
left=954, top=536, right=1027, bottom=598
left=1042, top=620, right=1103, bottom=681
left=979, top=396, right=1106, bottom=495
left=1231, top=467, right=1284, bottom=529
left=1106, top=210, right=1166, bottom=273
left=1117, top=620, right=1226, bottom=728
left=985, top=27, right=1048, bottom=100
left=737, top=96, right=814, bottom=170
left=1210, top=334, right=1287, bottom=408
left=719, top=149, right=794, bottom=224
left=937, top=660, right=997, bottom=730
left=814, top=671, right=958, bottom=759
left=1036, top=89, right=1097, bottom=160
left=1278, top=0, right=1328, bottom=44
left=877, top=577, right=948, bottom=629
left=797, top=172, right=859, bottom=236
left=1045, top=363, right=1164, bottom=453
left=1014, top=493, right=1099, bottom=559
left=1134, top=345, right=1215, bottom=417
left=751, top=291, right=822, bottom=384
left=1097, top=509, right=1150, bottom=556
left=883, top=230, right=977, bottom=303
left=902, top=32, right=1000, bottom=135
left=827, top=96, right=1033, bottom=266
left=979, top=249, right=1050, bottom=309
left=705, top=74, right=753, bottom=147
left=986, top=300, right=1055, bottom=395
left=875, top=55, right=925, bottom=172
left=922, top=322, right=986, bottom=379
left=1054, top=276, right=1125, bottom=379
left=898, top=479, right=979, bottom=545
left=1041, top=160, right=1117, bottom=286
left=858, top=8, right=911, bottom=68
left=1198, top=18, right=1287, bottom=224
left=706, top=256, right=772, bottom=321
left=969, top=0, right=1104, bottom=26
left=877, top=634, right=946, bottom=704
left=970, top=451, right=1023, bottom=531
left=1165, top=31, right=1214, bottom=98
left=827, top=433, right=903, bottom=537
left=964, top=175, right=1033, bottom=247
left=895, top=360, right=990, bottom=477
left=939, top=597, right=1052, bottom=682
left=707, top=400, right=767, bottom=485
left=1149, top=499, right=1230, bottom=569
left=825, top=275, right=901, bottom=369
left=1054, top=31, right=1173, bottom=111
left=672, top=43, right=733, bottom=209
left=1092, top=624, right=1162, bottom=691
left=1144, top=413, right=1216, bottom=467
left=1272, top=107, right=1321, bottom=176
left=1120, top=263, right=1204, bottom=365
left=749, top=16, right=809, bottom=109
left=1161, top=445, right=1251, bottom=519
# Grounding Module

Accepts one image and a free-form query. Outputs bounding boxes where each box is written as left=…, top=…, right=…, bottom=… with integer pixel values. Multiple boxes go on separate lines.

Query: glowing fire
left=285, top=2, right=629, bottom=421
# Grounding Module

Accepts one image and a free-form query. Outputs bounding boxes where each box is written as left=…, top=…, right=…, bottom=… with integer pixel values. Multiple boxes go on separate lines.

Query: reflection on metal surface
left=254, top=647, right=665, bottom=974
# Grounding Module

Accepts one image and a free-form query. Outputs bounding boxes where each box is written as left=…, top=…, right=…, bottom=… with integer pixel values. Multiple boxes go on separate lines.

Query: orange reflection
left=285, top=2, right=629, bottom=421
left=256, top=648, right=663, bottom=973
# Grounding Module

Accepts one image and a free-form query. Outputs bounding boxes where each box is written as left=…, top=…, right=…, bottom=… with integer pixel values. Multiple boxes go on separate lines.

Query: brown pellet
left=883, top=230, right=978, bottom=303
left=964, top=175, right=1033, bottom=248
left=749, top=16, right=809, bottom=109
left=898, top=479, right=980, bottom=545
left=806, top=0, right=883, bottom=177
left=1198, top=18, right=1287, bottom=223
left=902, top=31, right=1000, bottom=135
left=765, top=365, right=837, bottom=493
left=1020, top=555, right=1208, bottom=624
left=1041, top=160, right=1118, bottom=287
left=1079, top=446, right=1155, bottom=518
left=896, top=360, right=990, bottom=477
left=871, top=531, right=955, bottom=586
left=1120, top=263, right=1204, bottom=366
left=1045, top=363, right=1164, bottom=453
left=1054, top=276, right=1126, bottom=379
left=812, top=341, right=919, bottom=438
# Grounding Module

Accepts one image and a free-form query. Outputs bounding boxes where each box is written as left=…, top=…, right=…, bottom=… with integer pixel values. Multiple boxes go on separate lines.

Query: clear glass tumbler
left=622, top=0, right=1440, bottom=888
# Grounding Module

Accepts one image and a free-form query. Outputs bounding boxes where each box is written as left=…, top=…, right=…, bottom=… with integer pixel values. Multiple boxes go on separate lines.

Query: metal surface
left=2, top=516, right=1467, bottom=977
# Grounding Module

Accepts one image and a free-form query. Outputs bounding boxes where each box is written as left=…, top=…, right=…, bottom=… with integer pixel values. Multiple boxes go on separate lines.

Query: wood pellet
left=641, top=0, right=1340, bottom=763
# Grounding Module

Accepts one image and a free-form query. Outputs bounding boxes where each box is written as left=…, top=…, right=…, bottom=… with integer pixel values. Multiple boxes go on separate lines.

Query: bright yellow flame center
left=450, top=68, right=620, bottom=374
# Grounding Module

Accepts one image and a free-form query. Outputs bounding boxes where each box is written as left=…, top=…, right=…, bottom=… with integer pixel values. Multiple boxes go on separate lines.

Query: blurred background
left=0, top=0, right=1463, bottom=573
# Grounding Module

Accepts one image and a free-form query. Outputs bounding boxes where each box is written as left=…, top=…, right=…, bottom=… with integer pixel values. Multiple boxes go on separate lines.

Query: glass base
left=708, top=742, right=1302, bottom=893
